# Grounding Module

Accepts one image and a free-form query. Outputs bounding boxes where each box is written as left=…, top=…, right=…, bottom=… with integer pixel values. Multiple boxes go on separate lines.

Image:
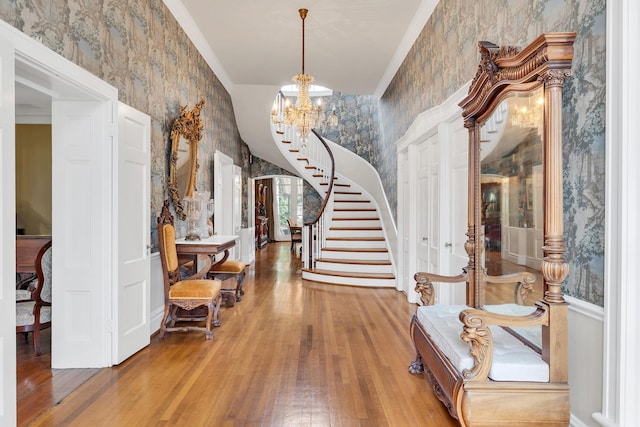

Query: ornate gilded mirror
left=168, top=99, right=205, bottom=220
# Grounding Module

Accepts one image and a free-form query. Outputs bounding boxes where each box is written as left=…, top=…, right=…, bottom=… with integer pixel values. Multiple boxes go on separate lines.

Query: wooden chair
left=208, top=260, right=248, bottom=306
left=287, top=218, right=302, bottom=253
left=16, top=240, right=52, bottom=355
left=157, top=203, right=223, bottom=340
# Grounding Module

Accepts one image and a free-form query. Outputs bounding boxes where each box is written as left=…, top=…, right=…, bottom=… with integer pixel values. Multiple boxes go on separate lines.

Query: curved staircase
left=270, top=92, right=396, bottom=287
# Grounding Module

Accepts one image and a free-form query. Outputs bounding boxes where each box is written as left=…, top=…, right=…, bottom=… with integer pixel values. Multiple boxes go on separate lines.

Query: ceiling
left=167, top=0, right=438, bottom=170
left=15, top=1, right=439, bottom=171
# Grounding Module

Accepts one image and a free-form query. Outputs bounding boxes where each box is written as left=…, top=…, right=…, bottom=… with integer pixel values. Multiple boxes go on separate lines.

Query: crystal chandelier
left=272, top=9, right=334, bottom=142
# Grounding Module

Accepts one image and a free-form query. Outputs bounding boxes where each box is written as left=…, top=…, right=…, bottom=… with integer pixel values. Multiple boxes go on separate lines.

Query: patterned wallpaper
left=315, top=91, right=380, bottom=164
left=2, top=0, right=607, bottom=304
left=378, top=0, right=606, bottom=305
left=0, top=0, right=250, bottom=251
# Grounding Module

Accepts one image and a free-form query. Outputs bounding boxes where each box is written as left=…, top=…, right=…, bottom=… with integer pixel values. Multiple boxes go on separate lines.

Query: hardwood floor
left=24, top=242, right=456, bottom=426
left=16, top=329, right=100, bottom=426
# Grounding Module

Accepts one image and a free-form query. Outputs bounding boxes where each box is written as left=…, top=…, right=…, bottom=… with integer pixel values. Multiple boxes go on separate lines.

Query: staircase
left=270, top=92, right=396, bottom=287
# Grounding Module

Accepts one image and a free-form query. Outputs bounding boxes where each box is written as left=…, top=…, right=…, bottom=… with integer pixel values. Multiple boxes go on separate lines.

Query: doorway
left=1, top=22, right=142, bottom=425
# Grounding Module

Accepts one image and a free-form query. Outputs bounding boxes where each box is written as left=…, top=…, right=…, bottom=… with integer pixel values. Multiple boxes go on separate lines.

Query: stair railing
left=270, top=91, right=336, bottom=269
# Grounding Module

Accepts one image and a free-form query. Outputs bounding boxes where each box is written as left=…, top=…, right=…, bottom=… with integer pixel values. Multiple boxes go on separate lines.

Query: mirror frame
left=168, top=99, right=205, bottom=220
left=458, top=34, right=575, bottom=309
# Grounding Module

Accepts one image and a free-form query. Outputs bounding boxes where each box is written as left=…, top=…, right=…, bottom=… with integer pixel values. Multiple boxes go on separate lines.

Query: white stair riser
left=302, top=271, right=395, bottom=287
left=332, top=210, right=378, bottom=219
left=328, top=229, right=383, bottom=239
left=315, top=261, right=393, bottom=274
left=320, top=249, right=389, bottom=261
left=334, top=194, right=368, bottom=202
left=325, top=239, right=387, bottom=249
left=333, top=201, right=372, bottom=210
left=330, top=218, right=381, bottom=227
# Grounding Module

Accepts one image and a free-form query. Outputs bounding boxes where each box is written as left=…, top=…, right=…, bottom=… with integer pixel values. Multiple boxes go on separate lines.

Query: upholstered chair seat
left=17, top=303, right=52, bottom=326
left=208, top=260, right=248, bottom=306
left=169, top=279, right=221, bottom=299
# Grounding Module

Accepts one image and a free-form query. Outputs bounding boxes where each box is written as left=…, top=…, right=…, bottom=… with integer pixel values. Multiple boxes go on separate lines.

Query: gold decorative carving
left=168, top=99, right=206, bottom=220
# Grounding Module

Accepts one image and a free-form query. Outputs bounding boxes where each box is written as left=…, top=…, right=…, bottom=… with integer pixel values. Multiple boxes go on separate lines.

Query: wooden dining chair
left=287, top=218, right=302, bottom=253
left=157, top=202, right=223, bottom=339
left=16, top=240, right=52, bottom=355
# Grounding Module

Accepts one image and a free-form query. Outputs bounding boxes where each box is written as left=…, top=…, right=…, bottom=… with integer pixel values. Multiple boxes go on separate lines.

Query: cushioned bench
left=416, top=305, right=547, bottom=382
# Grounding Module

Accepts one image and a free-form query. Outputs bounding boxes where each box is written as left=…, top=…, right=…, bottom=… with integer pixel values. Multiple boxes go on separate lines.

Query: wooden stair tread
left=335, top=191, right=362, bottom=195
left=322, top=247, right=388, bottom=253
left=303, top=268, right=394, bottom=280
left=321, top=182, right=350, bottom=187
left=316, top=258, right=391, bottom=266
left=334, top=200, right=370, bottom=203
left=282, top=140, right=291, bottom=143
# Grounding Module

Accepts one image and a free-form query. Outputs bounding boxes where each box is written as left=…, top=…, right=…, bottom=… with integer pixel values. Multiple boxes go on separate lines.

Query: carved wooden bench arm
left=484, top=271, right=537, bottom=305
left=414, top=270, right=468, bottom=306
left=458, top=303, right=549, bottom=381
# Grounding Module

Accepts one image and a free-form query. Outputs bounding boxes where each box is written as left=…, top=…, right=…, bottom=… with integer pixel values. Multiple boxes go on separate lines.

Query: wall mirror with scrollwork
left=167, top=99, right=205, bottom=220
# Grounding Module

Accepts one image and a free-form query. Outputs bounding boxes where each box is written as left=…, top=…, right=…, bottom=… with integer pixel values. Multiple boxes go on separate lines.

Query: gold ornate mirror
left=168, top=99, right=205, bottom=220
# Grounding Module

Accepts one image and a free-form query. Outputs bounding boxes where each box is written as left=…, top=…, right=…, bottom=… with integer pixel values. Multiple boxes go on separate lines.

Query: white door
left=442, top=116, right=469, bottom=304
left=51, top=100, right=113, bottom=368
left=113, top=102, right=150, bottom=364
left=214, top=151, right=238, bottom=258
left=232, top=164, right=242, bottom=235
left=416, top=133, right=440, bottom=275
left=0, top=35, right=17, bottom=427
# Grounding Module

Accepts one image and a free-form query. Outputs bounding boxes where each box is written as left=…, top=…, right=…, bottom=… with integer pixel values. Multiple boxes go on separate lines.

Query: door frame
left=1, top=20, right=118, bottom=372
left=395, top=83, right=469, bottom=305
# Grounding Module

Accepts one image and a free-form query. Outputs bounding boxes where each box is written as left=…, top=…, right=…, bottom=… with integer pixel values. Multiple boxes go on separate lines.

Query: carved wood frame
left=167, top=99, right=205, bottom=220
left=458, top=32, right=575, bottom=381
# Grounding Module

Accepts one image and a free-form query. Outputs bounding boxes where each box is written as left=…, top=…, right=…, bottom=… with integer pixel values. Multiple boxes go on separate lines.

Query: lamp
left=272, top=9, right=335, bottom=143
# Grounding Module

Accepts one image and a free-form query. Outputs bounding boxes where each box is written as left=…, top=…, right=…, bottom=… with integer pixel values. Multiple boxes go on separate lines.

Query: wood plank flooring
left=24, top=242, right=456, bottom=426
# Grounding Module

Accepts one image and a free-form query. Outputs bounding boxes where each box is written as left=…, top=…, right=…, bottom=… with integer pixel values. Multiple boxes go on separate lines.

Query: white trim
left=565, top=295, right=604, bottom=321
left=599, top=0, right=640, bottom=425
left=571, top=413, right=592, bottom=427
left=374, top=0, right=439, bottom=98
left=163, top=0, right=234, bottom=95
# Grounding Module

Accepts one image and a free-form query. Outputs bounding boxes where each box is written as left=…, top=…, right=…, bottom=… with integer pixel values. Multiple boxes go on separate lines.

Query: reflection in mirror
left=175, top=136, right=191, bottom=200
left=479, top=85, right=544, bottom=311
left=168, top=99, right=205, bottom=220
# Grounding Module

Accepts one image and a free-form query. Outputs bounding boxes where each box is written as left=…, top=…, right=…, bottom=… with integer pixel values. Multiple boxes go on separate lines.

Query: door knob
left=444, top=242, right=452, bottom=248
left=422, top=237, right=428, bottom=241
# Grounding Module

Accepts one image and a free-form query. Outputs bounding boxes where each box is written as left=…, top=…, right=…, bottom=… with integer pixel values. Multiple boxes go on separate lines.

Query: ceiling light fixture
left=272, top=9, right=337, bottom=143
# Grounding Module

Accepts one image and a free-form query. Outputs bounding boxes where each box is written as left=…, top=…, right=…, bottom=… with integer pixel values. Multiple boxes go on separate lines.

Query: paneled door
left=416, top=133, right=440, bottom=280
left=113, top=102, right=151, bottom=364
left=0, top=34, right=17, bottom=427
left=443, top=113, right=469, bottom=305
left=52, top=100, right=113, bottom=368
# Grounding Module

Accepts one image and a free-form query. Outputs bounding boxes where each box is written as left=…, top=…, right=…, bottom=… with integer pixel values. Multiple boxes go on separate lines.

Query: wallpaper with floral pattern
left=0, top=0, right=251, bottom=251
left=379, top=0, right=606, bottom=305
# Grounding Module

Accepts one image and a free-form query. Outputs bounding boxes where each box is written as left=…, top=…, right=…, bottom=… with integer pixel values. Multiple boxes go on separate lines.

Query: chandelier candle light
left=271, top=9, right=336, bottom=143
